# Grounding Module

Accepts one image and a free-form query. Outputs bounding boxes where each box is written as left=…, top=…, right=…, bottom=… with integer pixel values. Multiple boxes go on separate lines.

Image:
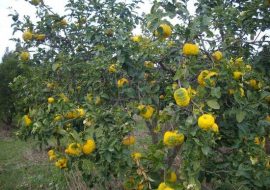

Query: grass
left=0, top=130, right=67, bottom=190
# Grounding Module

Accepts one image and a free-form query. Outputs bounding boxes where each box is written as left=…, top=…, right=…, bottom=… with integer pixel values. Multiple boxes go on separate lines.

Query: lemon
left=48, top=97, right=55, bottom=104
left=212, top=51, right=223, bottom=61
left=122, top=136, right=136, bottom=145
left=183, top=43, right=199, bottom=56
left=198, top=114, right=215, bottom=130
left=138, top=104, right=155, bottom=119
left=108, top=64, right=117, bottom=73
left=82, top=139, right=96, bottom=155
left=167, top=171, right=177, bottom=183
left=155, top=24, right=172, bottom=38
left=163, top=131, right=185, bottom=147
left=197, top=70, right=210, bottom=86
left=233, top=71, right=243, bottom=80
left=20, top=51, right=30, bottom=62
left=65, top=143, right=81, bottom=156
left=131, top=152, right=142, bottom=161
left=174, top=88, right=190, bottom=107
left=55, top=158, right=67, bottom=169
left=23, top=115, right=32, bottom=127
left=211, top=123, right=219, bottom=133
left=117, top=78, right=129, bottom=88
left=22, top=31, right=33, bottom=41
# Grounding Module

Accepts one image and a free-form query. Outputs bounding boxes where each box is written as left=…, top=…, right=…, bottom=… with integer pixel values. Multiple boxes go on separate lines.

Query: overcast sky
left=0, top=0, right=196, bottom=60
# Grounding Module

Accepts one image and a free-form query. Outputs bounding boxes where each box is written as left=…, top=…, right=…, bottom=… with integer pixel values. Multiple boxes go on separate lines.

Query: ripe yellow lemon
left=20, top=51, right=30, bottom=62
left=174, top=88, right=190, bottom=107
left=48, top=97, right=55, bottom=104
left=82, top=139, right=96, bottom=155
left=22, top=31, right=33, bottom=41
left=183, top=43, right=199, bottom=56
left=212, top=51, right=223, bottom=61
left=155, top=24, right=172, bottom=38
left=198, top=114, right=215, bottom=130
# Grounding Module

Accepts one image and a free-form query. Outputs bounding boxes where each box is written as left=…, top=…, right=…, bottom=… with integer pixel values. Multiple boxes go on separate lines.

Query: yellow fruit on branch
left=30, top=0, right=41, bottom=6
left=183, top=43, right=199, bottom=56
left=122, top=135, right=136, bottom=145
left=137, top=104, right=155, bottom=119
left=157, top=182, right=174, bottom=190
left=174, top=88, right=190, bottom=107
left=53, top=114, right=63, bottom=122
left=131, top=152, right=142, bottom=161
left=131, top=35, right=142, bottom=42
left=144, top=61, right=154, bottom=68
left=108, top=64, right=117, bottom=73
left=23, top=115, right=32, bottom=127
left=167, top=171, right=177, bottom=183
left=55, top=158, right=67, bottom=169
left=117, top=78, right=129, bottom=88
left=212, top=51, right=223, bottom=61
left=22, top=31, right=33, bottom=41
left=235, top=57, right=244, bottom=66
left=20, top=51, right=30, bottom=62
left=48, top=97, right=55, bottom=104
left=82, top=139, right=96, bottom=155
left=211, top=123, right=219, bottom=133
left=198, top=114, right=215, bottom=130
left=65, top=143, right=81, bottom=156
left=163, top=131, right=185, bottom=147
left=154, top=24, right=172, bottom=38
left=233, top=71, right=243, bottom=80
left=60, top=19, right=68, bottom=26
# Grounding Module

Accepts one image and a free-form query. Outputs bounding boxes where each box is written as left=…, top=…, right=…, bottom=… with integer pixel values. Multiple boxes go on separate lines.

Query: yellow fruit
left=235, top=57, right=244, bottom=66
left=23, top=115, right=32, bottom=127
left=228, top=89, right=235, bottom=95
left=34, top=34, right=46, bottom=41
left=172, top=82, right=178, bottom=91
left=248, top=79, right=261, bottom=90
left=22, top=31, right=33, bottom=41
left=48, top=97, right=55, bottom=104
left=59, top=93, right=69, bottom=102
left=55, top=158, right=67, bottom=169
left=60, top=19, right=68, bottom=26
left=95, top=96, right=102, bottom=105
left=163, top=131, right=185, bottom=147
left=65, top=143, right=81, bottom=156
left=48, top=150, right=55, bottom=157
left=204, top=71, right=218, bottom=86
left=46, top=82, right=55, bottom=89
left=233, top=71, right=243, bottom=80
left=31, top=0, right=41, bottom=6
left=159, top=95, right=165, bottom=100
left=197, top=70, right=210, bottom=86
left=137, top=183, right=144, bottom=190
left=20, top=51, right=30, bottom=62
left=174, top=88, right=190, bottom=107
left=266, top=160, right=270, bottom=169
left=54, top=115, right=62, bottom=122
left=245, top=64, right=252, bottom=71
left=82, top=139, right=96, bottom=155
left=49, top=155, right=56, bottom=161
left=211, top=123, right=219, bottom=133
left=76, top=108, right=85, bottom=117
left=168, top=171, right=177, bottom=183
left=137, top=105, right=155, bottom=119
left=157, top=182, right=173, bottom=190
left=254, top=137, right=265, bottom=147
left=108, top=64, right=117, bottom=73
left=198, top=114, right=215, bottom=130
left=155, top=24, right=172, bottom=38
left=239, top=88, right=245, bottom=97
left=266, top=115, right=270, bottom=122
left=122, top=135, right=136, bottom=145
left=131, top=152, right=142, bottom=161
left=117, top=78, right=129, bottom=88
left=183, top=43, right=199, bottom=56
left=144, top=61, right=154, bottom=68
left=131, top=35, right=142, bottom=42
left=212, top=51, right=223, bottom=61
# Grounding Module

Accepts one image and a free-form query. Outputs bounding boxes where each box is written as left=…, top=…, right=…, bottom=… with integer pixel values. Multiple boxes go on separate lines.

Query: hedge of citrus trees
left=10, top=0, right=270, bottom=189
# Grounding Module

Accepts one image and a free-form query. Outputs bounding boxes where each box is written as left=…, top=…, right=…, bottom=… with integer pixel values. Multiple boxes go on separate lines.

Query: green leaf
left=236, top=111, right=246, bottom=123
left=211, top=87, right=221, bottom=98
left=207, top=99, right=220, bottom=109
left=201, top=146, right=211, bottom=156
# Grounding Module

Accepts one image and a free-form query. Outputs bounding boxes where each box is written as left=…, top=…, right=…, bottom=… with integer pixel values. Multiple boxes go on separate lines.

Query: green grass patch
left=0, top=135, right=67, bottom=190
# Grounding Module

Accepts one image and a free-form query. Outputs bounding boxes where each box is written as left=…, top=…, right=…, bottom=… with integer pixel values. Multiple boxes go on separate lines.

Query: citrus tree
left=10, top=0, right=270, bottom=189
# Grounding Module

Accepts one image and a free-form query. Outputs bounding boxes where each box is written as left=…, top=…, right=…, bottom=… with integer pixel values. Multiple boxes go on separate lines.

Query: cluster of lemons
left=49, top=139, right=96, bottom=169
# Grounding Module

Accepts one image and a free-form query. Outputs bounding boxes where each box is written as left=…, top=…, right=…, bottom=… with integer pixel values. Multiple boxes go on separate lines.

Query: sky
left=0, top=0, right=196, bottom=60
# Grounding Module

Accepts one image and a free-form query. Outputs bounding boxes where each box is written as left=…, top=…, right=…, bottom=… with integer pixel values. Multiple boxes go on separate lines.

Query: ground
left=0, top=128, right=67, bottom=190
